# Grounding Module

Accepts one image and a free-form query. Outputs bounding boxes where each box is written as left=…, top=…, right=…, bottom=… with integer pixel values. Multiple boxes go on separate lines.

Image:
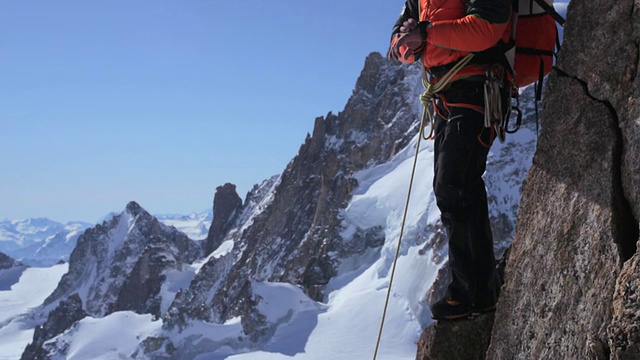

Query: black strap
left=535, top=58, right=544, bottom=101
left=555, top=24, right=562, bottom=56
left=532, top=0, right=566, bottom=26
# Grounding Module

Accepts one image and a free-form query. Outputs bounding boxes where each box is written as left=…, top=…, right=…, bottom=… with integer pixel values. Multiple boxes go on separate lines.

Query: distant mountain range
left=0, top=210, right=212, bottom=267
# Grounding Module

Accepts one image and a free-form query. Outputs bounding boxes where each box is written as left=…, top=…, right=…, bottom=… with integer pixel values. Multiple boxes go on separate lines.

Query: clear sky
left=0, top=0, right=403, bottom=223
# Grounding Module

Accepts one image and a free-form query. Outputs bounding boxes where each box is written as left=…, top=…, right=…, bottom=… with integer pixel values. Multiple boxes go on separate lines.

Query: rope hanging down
left=372, top=95, right=426, bottom=360
left=372, top=53, right=474, bottom=360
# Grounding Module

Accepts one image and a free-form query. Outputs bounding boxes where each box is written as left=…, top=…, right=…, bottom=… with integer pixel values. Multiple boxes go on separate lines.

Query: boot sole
left=474, top=305, right=496, bottom=313
left=431, top=311, right=473, bottom=321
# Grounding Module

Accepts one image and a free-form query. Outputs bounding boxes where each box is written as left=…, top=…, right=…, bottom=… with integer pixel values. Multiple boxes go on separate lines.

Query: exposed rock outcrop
left=0, top=251, right=21, bottom=269
left=21, top=294, right=87, bottom=360
left=416, top=313, right=495, bottom=360
left=609, top=248, right=640, bottom=359
left=205, top=183, right=243, bottom=254
left=43, top=201, right=202, bottom=317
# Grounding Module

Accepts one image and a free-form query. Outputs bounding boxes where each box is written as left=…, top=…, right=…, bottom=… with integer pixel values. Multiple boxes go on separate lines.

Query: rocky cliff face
left=43, top=201, right=202, bottom=317
left=419, top=1, right=640, bottom=359
left=487, top=1, right=640, bottom=359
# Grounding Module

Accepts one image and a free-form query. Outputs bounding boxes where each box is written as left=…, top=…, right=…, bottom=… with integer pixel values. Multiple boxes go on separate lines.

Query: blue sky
left=0, top=0, right=402, bottom=223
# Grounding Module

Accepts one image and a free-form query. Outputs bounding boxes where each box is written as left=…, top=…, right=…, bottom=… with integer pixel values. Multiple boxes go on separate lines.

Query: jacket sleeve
left=388, top=0, right=421, bottom=63
left=427, top=0, right=511, bottom=52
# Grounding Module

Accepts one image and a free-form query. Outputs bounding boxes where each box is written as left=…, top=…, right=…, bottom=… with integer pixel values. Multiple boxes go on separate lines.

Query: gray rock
left=21, top=294, right=87, bottom=360
left=487, top=1, right=640, bottom=359
left=205, top=183, right=243, bottom=254
left=608, top=243, right=640, bottom=359
left=0, top=251, right=21, bottom=269
left=416, top=314, right=495, bottom=360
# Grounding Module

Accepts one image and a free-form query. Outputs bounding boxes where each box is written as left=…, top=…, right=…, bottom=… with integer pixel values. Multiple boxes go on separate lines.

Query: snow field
left=0, top=264, right=68, bottom=360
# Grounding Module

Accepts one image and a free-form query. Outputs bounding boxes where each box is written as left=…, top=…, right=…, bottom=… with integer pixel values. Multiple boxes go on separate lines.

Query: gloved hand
left=390, top=18, right=418, bottom=60
left=400, top=18, right=418, bottom=33
left=390, top=25, right=425, bottom=61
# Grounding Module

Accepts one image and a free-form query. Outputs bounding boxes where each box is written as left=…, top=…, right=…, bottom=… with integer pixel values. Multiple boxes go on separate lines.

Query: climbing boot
left=430, top=298, right=472, bottom=320
left=473, top=301, right=497, bottom=314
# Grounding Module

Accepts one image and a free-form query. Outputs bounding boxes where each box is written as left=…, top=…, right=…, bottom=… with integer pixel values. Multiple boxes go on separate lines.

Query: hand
left=400, top=18, right=418, bottom=34
left=391, top=26, right=424, bottom=61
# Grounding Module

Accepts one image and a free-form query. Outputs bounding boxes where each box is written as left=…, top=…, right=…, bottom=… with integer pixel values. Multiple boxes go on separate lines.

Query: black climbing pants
left=432, top=79, right=499, bottom=307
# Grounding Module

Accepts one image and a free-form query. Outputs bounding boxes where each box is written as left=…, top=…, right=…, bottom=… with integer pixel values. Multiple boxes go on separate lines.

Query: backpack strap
left=532, top=0, right=566, bottom=26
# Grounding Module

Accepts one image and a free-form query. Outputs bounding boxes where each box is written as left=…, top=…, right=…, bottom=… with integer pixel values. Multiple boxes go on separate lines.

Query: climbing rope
left=372, top=92, right=426, bottom=360
left=419, top=53, right=475, bottom=139
left=372, top=53, right=474, bottom=360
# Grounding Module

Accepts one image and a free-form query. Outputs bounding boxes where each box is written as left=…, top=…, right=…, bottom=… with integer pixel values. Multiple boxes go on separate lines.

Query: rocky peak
left=151, top=52, right=426, bottom=356
left=0, top=251, right=21, bottom=269
left=353, top=52, right=396, bottom=99
left=125, top=200, right=146, bottom=218
left=205, top=183, right=243, bottom=254
left=41, top=202, right=201, bottom=317
left=24, top=202, right=203, bottom=358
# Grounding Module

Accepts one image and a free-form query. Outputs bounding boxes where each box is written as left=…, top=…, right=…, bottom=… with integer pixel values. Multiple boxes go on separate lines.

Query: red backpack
left=487, top=0, right=565, bottom=141
left=509, top=0, right=565, bottom=89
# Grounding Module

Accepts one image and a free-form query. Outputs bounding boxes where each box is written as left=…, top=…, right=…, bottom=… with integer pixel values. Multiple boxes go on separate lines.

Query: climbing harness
left=419, top=53, right=476, bottom=140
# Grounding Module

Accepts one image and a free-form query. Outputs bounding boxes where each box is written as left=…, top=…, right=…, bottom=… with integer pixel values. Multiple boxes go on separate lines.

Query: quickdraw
left=483, top=63, right=522, bottom=145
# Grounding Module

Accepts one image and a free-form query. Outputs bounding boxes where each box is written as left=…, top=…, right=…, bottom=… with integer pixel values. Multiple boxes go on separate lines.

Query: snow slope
left=156, top=210, right=212, bottom=240
left=0, top=264, right=68, bottom=360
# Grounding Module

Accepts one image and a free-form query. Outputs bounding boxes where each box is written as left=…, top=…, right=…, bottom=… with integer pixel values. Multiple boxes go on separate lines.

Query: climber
left=388, top=0, right=512, bottom=320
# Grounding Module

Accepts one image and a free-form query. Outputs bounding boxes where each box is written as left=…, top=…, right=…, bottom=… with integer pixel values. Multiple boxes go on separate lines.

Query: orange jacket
left=391, top=0, right=511, bottom=80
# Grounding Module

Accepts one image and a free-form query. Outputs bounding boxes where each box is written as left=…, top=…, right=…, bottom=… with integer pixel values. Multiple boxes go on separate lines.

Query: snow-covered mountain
left=39, top=202, right=203, bottom=318
left=0, top=218, right=90, bottom=267
left=0, top=52, right=539, bottom=360
left=155, top=210, right=213, bottom=241
left=0, top=211, right=212, bottom=267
